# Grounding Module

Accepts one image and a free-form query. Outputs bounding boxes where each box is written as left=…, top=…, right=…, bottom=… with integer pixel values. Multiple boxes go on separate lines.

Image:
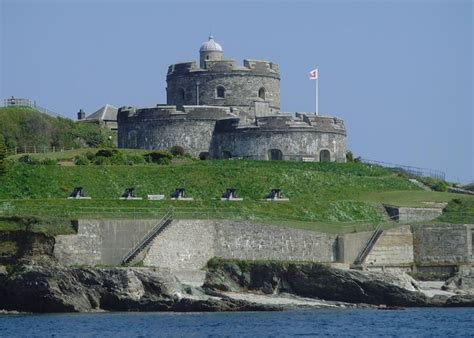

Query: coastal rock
left=204, top=261, right=429, bottom=307
left=442, top=268, right=474, bottom=294
left=0, top=261, right=280, bottom=313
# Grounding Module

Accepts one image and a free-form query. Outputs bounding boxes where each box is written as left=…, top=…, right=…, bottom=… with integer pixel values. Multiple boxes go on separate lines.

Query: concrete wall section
left=214, top=221, right=337, bottom=262
left=54, top=220, right=158, bottom=266
left=336, top=231, right=372, bottom=264
left=143, top=220, right=216, bottom=270
left=413, top=224, right=472, bottom=265
left=143, top=220, right=337, bottom=270
left=365, top=225, right=414, bottom=266
left=384, top=205, right=443, bottom=223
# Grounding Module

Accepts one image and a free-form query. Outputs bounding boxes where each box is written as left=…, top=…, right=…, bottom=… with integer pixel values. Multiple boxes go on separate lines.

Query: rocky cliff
left=1, top=231, right=473, bottom=313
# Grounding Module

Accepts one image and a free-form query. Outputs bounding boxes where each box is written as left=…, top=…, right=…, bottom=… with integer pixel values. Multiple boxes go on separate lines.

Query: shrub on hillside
left=92, top=156, right=111, bottom=165
left=145, top=150, right=172, bottom=164
left=95, top=149, right=118, bottom=158
left=124, top=154, right=146, bottom=165
left=18, top=155, right=39, bottom=165
left=170, top=145, right=185, bottom=157
left=74, top=155, right=90, bottom=165
left=420, top=177, right=449, bottom=192
left=0, top=141, right=7, bottom=176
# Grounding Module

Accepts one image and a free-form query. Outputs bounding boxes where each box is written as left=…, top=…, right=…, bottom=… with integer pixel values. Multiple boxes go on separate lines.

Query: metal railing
left=121, top=210, right=173, bottom=265
left=361, top=158, right=445, bottom=180
left=353, top=224, right=383, bottom=265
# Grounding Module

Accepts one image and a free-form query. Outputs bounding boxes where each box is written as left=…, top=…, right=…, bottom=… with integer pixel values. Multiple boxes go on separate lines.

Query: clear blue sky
left=1, top=0, right=472, bottom=183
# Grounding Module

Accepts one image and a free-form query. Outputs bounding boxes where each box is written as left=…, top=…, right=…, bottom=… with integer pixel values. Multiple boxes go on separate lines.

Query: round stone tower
left=166, top=36, right=280, bottom=120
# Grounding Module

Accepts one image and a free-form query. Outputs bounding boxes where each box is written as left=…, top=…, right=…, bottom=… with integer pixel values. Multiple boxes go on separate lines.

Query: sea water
left=0, top=308, right=473, bottom=337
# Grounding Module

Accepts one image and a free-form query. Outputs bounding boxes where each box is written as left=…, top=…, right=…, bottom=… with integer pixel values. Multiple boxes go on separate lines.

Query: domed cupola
left=200, top=35, right=223, bottom=52
left=200, top=35, right=223, bottom=68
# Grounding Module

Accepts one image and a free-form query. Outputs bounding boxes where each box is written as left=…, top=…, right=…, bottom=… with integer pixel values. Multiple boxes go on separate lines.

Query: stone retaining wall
left=144, top=220, right=337, bottom=270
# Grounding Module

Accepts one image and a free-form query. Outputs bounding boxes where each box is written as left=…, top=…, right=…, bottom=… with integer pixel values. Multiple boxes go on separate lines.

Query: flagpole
left=315, top=68, right=319, bottom=115
left=316, top=74, right=319, bottom=116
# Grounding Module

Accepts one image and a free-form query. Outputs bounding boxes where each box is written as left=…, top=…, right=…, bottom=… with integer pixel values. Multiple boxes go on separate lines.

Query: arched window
left=222, top=150, right=232, bottom=159
left=320, top=149, right=331, bottom=162
left=216, top=86, right=226, bottom=98
left=178, top=88, right=185, bottom=102
left=258, top=87, right=266, bottom=100
left=268, top=149, right=283, bottom=161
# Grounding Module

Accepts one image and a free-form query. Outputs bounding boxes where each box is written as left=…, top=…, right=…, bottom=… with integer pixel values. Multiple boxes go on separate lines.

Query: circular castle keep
left=118, top=36, right=347, bottom=161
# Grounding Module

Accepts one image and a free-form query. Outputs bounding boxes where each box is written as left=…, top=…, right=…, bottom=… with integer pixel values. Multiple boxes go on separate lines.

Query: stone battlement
left=118, top=105, right=233, bottom=123
left=167, top=59, right=279, bottom=78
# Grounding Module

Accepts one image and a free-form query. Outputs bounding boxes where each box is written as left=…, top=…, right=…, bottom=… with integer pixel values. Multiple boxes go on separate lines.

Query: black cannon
left=69, top=187, right=85, bottom=198
left=171, top=188, right=187, bottom=199
left=222, top=188, right=238, bottom=199
left=267, top=188, right=284, bottom=199
left=122, top=187, right=136, bottom=199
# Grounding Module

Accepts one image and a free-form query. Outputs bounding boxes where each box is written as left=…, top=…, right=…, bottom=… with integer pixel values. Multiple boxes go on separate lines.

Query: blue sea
left=0, top=308, right=473, bottom=337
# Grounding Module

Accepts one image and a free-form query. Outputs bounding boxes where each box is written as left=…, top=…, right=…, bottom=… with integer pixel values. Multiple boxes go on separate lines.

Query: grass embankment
left=0, top=157, right=472, bottom=234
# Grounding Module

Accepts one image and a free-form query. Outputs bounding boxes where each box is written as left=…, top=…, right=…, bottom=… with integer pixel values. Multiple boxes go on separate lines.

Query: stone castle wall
left=211, top=115, right=347, bottom=161
left=166, top=60, right=280, bottom=111
left=117, top=105, right=231, bottom=156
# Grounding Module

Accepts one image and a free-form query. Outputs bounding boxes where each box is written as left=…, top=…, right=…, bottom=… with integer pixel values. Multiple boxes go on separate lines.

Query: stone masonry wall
left=143, top=220, right=337, bottom=270
left=54, top=220, right=158, bottom=266
left=365, top=225, right=414, bottom=266
left=413, top=224, right=472, bottom=265
left=211, top=129, right=347, bottom=162
left=167, top=66, right=280, bottom=111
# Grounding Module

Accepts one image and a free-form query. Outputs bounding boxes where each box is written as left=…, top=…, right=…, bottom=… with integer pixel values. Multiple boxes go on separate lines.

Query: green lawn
left=0, top=158, right=472, bottom=234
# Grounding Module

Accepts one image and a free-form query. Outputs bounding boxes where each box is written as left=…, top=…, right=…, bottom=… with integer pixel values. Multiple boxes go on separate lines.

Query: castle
left=118, top=36, right=347, bottom=162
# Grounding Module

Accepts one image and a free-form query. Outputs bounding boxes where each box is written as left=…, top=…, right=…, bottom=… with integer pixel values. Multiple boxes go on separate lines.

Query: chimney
left=77, top=109, right=85, bottom=120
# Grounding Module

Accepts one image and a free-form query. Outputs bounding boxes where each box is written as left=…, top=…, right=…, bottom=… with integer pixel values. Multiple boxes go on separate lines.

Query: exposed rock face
left=204, top=261, right=431, bottom=307
left=0, top=260, right=280, bottom=313
left=443, top=269, right=474, bottom=293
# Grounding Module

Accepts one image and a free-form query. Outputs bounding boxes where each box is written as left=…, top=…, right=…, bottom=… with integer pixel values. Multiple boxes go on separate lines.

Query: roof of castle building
left=85, top=104, right=118, bottom=122
left=200, top=35, right=223, bottom=52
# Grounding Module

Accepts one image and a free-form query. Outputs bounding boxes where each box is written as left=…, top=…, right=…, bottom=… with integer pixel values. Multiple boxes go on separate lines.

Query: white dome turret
left=200, top=35, right=223, bottom=52
left=199, top=35, right=224, bottom=68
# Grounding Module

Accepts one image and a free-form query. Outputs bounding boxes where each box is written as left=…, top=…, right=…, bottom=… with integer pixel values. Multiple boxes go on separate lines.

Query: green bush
left=95, top=149, right=118, bottom=158
left=92, top=156, right=111, bottom=165
left=18, top=155, right=38, bottom=165
left=145, top=150, right=173, bottom=164
left=0, top=141, right=7, bottom=176
left=420, top=177, right=449, bottom=192
left=170, top=145, right=185, bottom=157
left=124, top=154, right=146, bottom=165
left=157, top=157, right=171, bottom=165
left=74, top=155, right=90, bottom=165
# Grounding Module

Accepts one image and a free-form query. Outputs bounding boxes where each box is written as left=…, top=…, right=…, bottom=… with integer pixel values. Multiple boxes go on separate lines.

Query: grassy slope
left=1, top=158, right=471, bottom=234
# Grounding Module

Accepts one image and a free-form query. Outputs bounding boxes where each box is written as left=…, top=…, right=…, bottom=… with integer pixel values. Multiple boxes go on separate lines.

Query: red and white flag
left=309, top=68, right=318, bottom=80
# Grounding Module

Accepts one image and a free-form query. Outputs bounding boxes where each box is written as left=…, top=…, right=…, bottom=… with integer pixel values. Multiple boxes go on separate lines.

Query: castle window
left=178, top=88, right=185, bottom=102
left=216, top=86, right=226, bottom=98
left=258, top=87, right=266, bottom=100
left=319, top=149, right=331, bottom=162
left=268, top=149, right=282, bottom=161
